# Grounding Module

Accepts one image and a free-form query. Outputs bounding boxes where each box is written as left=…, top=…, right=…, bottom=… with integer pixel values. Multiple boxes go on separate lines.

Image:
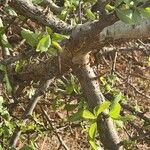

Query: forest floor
left=0, top=7, right=150, bottom=150
left=13, top=44, right=150, bottom=150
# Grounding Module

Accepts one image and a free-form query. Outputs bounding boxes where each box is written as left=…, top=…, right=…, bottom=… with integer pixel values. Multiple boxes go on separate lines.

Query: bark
left=73, top=54, right=123, bottom=150
left=99, top=19, right=150, bottom=41
left=9, top=0, right=72, bottom=34
left=9, top=78, right=55, bottom=147
left=6, top=0, right=150, bottom=149
left=42, top=0, right=63, bottom=14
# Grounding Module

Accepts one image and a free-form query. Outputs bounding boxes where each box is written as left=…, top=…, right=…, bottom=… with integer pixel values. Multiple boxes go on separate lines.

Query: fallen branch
left=116, top=72, right=150, bottom=100
left=9, top=77, right=55, bottom=147
left=40, top=106, right=70, bottom=150
left=0, top=50, right=37, bottom=65
left=121, top=103, right=150, bottom=123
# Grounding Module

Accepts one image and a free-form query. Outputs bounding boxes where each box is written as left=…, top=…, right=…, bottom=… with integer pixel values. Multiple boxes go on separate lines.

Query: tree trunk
left=73, top=53, right=123, bottom=150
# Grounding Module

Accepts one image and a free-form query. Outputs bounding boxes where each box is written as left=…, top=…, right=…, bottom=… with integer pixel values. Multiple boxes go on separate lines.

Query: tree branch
left=9, top=0, right=72, bottom=34
left=9, top=78, right=55, bottom=147
left=99, top=19, right=150, bottom=41
left=42, top=0, right=63, bottom=14
left=121, top=103, right=150, bottom=123
left=72, top=53, right=123, bottom=150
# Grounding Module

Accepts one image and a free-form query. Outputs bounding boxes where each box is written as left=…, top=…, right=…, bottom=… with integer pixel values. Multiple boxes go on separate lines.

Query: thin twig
left=116, top=72, right=150, bottom=99
left=0, top=50, right=37, bottom=65
left=42, top=0, right=63, bottom=14
left=78, top=0, right=82, bottom=24
left=40, top=134, right=47, bottom=150
left=111, top=50, right=118, bottom=75
left=9, top=78, right=55, bottom=147
left=40, top=106, right=70, bottom=150
left=121, top=103, right=150, bottom=123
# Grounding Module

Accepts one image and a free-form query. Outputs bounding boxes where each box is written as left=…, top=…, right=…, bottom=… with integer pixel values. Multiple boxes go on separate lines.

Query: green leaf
left=20, top=145, right=34, bottom=150
left=148, top=56, right=150, bottom=66
left=86, top=9, right=96, bottom=20
left=105, top=4, right=115, bottom=11
left=52, top=33, right=69, bottom=41
left=9, top=148, right=16, bottom=150
left=4, top=6, right=17, bottom=16
left=106, top=84, right=111, bottom=92
left=94, top=101, right=111, bottom=116
left=70, top=74, right=80, bottom=94
left=15, top=60, right=27, bottom=72
left=115, top=0, right=124, bottom=7
left=66, top=84, right=74, bottom=94
left=0, top=18, right=3, bottom=27
left=0, top=27, right=6, bottom=35
left=114, top=92, right=123, bottom=103
left=82, top=110, right=96, bottom=119
left=140, top=7, right=150, bottom=18
left=1, top=34, right=12, bottom=49
left=116, top=9, right=137, bottom=24
left=109, top=102, right=121, bottom=119
left=123, top=0, right=133, bottom=5
left=132, top=10, right=142, bottom=23
left=114, top=120, right=124, bottom=128
left=46, top=26, right=53, bottom=35
left=0, top=96, right=4, bottom=105
left=122, top=139, right=136, bottom=147
left=48, top=48, right=58, bottom=56
left=68, top=110, right=83, bottom=122
left=64, top=104, right=78, bottom=111
left=88, top=122, right=97, bottom=139
left=59, top=9, right=68, bottom=20
left=117, top=115, right=136, bottom=121
left=134, top=100, right=141, bottom=112
left=0, top=64, right=12, bottom=94
left=0, top=64, right=6, bottom=72
left=36, top=34, right=51, bottom=52
left=89, top=139, right=100, bottom=150
left=52, top=41, right=63, bottom=52
left=21, top=28, right=38, bottom=47
left=0, top=145, right=4, bottom=150
left=100, top=76, right=107, bottom=85
left=68, top=0, right=80, bottom=6
left=107, top=74, right=119, bottom=85
left=4, top=74, right=12, bottom=94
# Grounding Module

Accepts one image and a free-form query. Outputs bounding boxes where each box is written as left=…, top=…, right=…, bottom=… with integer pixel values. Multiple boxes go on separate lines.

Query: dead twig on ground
left=40, top=106, right=70, bottom=150
left=9, top=78, right=55, bottom=147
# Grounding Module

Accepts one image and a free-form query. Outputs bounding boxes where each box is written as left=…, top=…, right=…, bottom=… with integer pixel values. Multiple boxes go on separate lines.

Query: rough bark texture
left=9, top=0, right=72, bottom=34
left=4, top=0, right=150, bottom=149
left=73, top=54, right=123, bottom=150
